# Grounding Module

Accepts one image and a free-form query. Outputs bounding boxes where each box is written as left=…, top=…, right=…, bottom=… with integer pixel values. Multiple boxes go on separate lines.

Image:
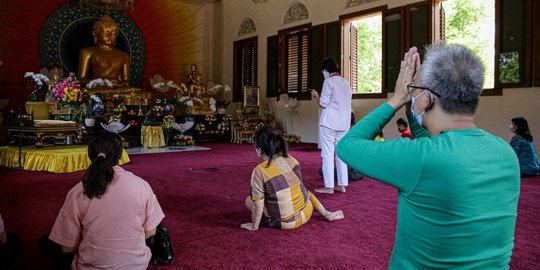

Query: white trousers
left=319, top=126, right=349, bottom=188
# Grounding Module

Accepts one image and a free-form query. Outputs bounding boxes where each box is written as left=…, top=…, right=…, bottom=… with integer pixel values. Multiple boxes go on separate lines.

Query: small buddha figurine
left=186, top=64, right=205, bottom=98
left=78, top=15, right=130, bottom=87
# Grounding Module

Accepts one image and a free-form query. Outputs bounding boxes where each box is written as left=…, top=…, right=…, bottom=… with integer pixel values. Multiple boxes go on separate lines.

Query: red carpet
left=0, top=142, right=539, bottom=269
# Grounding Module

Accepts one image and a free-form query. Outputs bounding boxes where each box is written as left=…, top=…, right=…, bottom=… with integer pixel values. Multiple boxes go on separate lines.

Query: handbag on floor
left=150, top=224, right=174, bottom=265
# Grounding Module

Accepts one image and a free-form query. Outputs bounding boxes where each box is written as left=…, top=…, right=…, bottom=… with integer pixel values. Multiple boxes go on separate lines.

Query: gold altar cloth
left=0, top=146, right=129, bottom=173
left=141, top=126, right=165, bottom=148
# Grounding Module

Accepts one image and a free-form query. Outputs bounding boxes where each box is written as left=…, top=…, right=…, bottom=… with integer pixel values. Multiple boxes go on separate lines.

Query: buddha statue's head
left=92, top=15, right=119, bottom=46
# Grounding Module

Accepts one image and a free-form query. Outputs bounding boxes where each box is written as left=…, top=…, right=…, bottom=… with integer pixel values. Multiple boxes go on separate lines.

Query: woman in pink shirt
left=0, top=213, right=21, bottom=268
left=40, top=132, right=165, bottom=270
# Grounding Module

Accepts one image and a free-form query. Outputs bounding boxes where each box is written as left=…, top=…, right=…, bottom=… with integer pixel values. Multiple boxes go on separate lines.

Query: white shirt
left=319, top=75, right=352, bottom=131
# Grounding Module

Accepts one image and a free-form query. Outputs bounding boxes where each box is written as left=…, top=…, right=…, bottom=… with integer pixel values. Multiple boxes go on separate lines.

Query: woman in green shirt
left=337, top=44, right=520, bottom=269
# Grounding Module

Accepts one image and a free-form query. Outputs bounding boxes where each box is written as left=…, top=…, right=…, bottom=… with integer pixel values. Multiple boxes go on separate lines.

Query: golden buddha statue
left=185, top=64, right=212, bottom=115
left=186, top=64, right=205, bottom=98
left=78, top=15, right=139, bottom=98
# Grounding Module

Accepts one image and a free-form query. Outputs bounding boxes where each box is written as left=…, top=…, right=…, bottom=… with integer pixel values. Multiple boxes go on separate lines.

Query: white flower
left=209, top=97, right=216, bottom=112
left=224, top=84, right=232, bottom=92
left=24, top=72, right=50, bottom=86
left=186, top=100, right=193, bottom=107
left=153, top=82, right=165, bottom=89
left=86, top=78, right=113, bottom=89
left=166, top=80, right=186, bottom=92
left=90, top=95, right=102, bottom=103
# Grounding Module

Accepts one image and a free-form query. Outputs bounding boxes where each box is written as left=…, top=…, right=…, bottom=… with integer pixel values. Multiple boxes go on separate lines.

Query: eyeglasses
left=407, top=83, right=440, bottom=98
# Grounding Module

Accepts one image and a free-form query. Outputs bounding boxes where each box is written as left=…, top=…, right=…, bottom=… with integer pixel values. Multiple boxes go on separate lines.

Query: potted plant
left=83, top=103, right=95, bottom=127
left=216, top=99, right=230, bottom=114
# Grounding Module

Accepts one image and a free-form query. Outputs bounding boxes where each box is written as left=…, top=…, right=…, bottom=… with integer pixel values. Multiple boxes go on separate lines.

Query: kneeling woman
left=40, top=132, right=165, bottom=270
left=241, top=126, right=344, bottom=231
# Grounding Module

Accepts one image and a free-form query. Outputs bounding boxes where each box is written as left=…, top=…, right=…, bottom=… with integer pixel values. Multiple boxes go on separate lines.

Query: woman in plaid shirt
left=241, top=126, right=344, bottom=230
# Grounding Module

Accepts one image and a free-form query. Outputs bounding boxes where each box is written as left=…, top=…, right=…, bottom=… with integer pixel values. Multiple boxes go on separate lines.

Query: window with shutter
left=233, top=37, right=258, bottom=102
left=434, top=0, right=537, bottom=93
left=349, top=24, right=358, bottom=93
left=341, top=8, right=384, bottom=97
left=285, top=32, right=309, bottom=93
left=278, top=24, right=311, bottom=98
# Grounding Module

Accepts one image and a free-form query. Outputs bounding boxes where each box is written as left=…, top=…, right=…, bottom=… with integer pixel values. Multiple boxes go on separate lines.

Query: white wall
left=220, top=0, right=540, bottom=153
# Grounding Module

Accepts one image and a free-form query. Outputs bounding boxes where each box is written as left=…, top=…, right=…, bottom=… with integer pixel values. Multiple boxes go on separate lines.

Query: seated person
left=0, top=213, right=21, bottom=269
left=241, top=126, right=344, bottom=231
left=396, top=117, right=413, bottom=139
left=78, top=16, right=130, bottom=87
left=40, top=132, right=165, bottom=270
left=509, top=117, right=539, bottom=177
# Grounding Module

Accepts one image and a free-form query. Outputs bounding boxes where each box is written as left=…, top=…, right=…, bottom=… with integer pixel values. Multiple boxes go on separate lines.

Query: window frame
left=494, top=0, right=533, bottom=90
left=433, top=0, right=535, bottom=95
left=233, top=36, right=258, bottom=102
left=384, top=7, right=406, bottom=93
left=278, top=23, right=312, bottom=100
left=340, top=6, right=388, bottom=99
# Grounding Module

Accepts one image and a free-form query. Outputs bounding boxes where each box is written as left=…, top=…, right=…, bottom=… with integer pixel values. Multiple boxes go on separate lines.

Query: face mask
left=255, top=147, right=262, bottom=157
left=410, top=93, right=426, bottom=126
left=509, top=124, right=516, bottom=133
left=322, top=70, right=330, bottom=79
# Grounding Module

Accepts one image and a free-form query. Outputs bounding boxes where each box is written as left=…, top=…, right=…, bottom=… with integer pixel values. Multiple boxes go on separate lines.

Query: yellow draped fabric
left=0, top=146, right=129, bottom=173
left=141, top=126, right=165, bottom=148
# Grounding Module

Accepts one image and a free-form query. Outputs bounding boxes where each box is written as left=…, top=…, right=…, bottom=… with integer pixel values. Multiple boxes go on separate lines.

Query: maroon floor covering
left=0, top=142, right=539, bottom=269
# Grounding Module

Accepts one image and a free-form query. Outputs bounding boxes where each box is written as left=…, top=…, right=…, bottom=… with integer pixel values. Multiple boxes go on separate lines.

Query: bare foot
left=334, top=186, right=346, bottom=193
left=315, top=188, right=334, bottom=194
left=325, top=210, right=345, bottom=221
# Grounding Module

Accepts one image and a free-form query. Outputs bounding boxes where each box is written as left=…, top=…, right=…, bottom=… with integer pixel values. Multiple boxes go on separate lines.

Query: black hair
left=321, top=58, right=339, bottom=73
left=82, top=131, right=123, bottom=199
left=396, top=118, right=408, bottom=128
left=254, top=126, right=288, bottom=167
left=512, top=117, right=533, bottom=142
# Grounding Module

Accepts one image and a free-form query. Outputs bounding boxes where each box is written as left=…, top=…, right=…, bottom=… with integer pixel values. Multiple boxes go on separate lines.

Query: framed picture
left=243, top=86, right=260, bottom=107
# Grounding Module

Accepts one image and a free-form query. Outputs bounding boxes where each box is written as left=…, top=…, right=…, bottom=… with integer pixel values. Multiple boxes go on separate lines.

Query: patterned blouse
left=250, top=155, right=311, bottom=228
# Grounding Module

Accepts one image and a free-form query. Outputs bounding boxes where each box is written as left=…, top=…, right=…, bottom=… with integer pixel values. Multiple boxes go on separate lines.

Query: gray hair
left=419, top=43, right=484, bottom=115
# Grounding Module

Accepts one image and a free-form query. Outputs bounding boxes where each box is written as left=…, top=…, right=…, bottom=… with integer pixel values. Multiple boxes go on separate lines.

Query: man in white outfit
left=311, top=58, right=352, bottom=194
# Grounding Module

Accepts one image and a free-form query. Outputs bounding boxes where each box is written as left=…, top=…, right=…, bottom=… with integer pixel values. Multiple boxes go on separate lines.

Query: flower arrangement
left=86, top=78, right=113, bottom=89
left=24, top=72, right=52, bottom=101
left=177, top=96, right=203, bottom=116
left=283, top=133, right=301, bottom=143
left=195, top=123, right=206, bottom=133
left=115, top=103, right=127, bottom=112
left=24, top=72, right=51, bottom=87
left=90, top=94, right=102, bottom=104
left=217, top=122, right=230, bottom=133
left=222, top=114, right=233, bottom=122
left=209, top=97, right=216, bottom=112
left=205, top=113, right=217, bottom=124
left=162, top=115, right=176, bottom=145
left=114, top=103, right=127, bottom=118
left=154, top=105, right=164, bottom=113
left=173, top=134, right=194, bottom=146
left=49, top=74, right=83, bottom=107
left=150, top=74, right=170, bottom=93
left=167, top=81, right=187, bottom=93
left=108, top=114, right=122, bottom=123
